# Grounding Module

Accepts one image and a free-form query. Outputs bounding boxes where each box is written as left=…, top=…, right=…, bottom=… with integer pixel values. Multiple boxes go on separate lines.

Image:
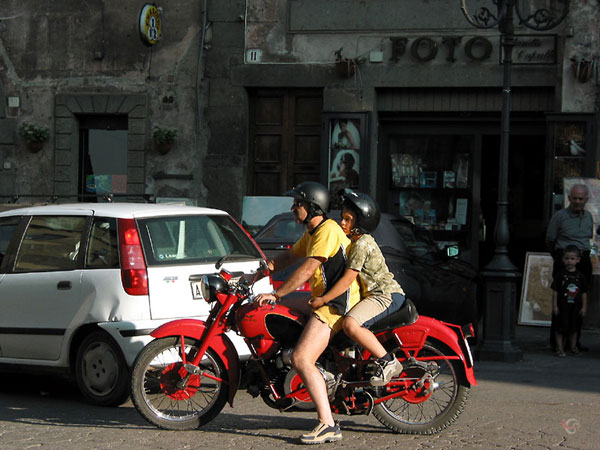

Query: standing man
left=253, top=181, right=360, bottom=444
left=545, top=183, right=593, bottom=352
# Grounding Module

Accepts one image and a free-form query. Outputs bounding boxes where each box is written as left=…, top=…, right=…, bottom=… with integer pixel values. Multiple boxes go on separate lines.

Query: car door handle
left=57, top=281, right=72, bottom=290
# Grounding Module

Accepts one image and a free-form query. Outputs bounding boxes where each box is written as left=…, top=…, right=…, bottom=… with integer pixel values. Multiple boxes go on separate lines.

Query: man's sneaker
left=300, top=422, right=342, bottom=444
left=370, top=358, right=402, bottom=386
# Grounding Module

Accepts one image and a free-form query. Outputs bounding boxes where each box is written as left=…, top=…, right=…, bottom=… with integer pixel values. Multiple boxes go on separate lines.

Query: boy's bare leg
left=342, top=317, right=387, bottom=359
left=555, top=331, right=565, bottom=354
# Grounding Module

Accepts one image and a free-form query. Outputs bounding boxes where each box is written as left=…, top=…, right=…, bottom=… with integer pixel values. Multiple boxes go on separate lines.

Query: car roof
left=256, top=210, right=410, bottom=251
left=0, top=202, right=229, bottom=219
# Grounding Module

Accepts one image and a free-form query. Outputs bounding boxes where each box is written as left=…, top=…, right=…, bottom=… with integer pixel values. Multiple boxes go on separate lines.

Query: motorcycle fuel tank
left=236, top=303, right=306, bottom=357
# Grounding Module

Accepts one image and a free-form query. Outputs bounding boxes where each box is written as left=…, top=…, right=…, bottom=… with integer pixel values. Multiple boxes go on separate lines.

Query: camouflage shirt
left=347, top=234, right=404, bottom=298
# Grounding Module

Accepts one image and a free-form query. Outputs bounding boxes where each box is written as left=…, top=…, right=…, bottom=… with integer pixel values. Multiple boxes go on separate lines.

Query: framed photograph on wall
left=321, top=113, right=369, bottom=209
left=518, top=252, right=554, bottom=326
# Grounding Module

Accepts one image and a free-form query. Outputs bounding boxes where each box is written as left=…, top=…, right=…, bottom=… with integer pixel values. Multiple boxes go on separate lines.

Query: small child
left=551, top=245, right=588, bottom=357
left=309, top=191, right=405, bottom=386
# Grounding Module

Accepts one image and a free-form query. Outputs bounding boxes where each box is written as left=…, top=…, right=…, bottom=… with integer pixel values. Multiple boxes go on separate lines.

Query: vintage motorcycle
left=130, top=257, right=477, bottom=435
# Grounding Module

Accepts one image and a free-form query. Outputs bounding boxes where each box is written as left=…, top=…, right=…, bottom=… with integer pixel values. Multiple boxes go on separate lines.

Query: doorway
left=248, top=89, right=323, bottom=195
left=479, top=134, right=547, bottom=271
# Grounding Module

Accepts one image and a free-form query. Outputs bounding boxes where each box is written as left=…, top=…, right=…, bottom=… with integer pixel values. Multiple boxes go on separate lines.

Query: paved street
left=1, top=326, right=599, bottom=450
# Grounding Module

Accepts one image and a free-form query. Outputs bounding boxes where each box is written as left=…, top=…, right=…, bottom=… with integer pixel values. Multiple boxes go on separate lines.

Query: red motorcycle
left=130, top=257, right=477, bottom=435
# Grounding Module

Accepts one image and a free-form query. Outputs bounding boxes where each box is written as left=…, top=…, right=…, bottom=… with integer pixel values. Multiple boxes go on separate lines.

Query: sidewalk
left=456, top=325, right=600, bottom=449
left=513, top=324, right=600, bottom=354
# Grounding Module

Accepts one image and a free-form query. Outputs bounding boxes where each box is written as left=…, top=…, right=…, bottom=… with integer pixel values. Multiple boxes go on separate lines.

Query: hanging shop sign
left=139, top=3, right=161, bottom=46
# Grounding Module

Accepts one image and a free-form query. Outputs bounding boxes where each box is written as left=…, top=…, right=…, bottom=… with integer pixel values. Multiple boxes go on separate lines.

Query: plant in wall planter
left=334, top=47, right=358, bottom=79
left=153, top=126, right=178, bottom=154
left=18, top=122, right=50, bottom=153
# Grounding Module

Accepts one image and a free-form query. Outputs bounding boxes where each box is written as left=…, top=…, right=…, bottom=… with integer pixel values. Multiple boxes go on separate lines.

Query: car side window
left=14, top=215, right=87, bottom=272
left=0, top=216, right=21, bottom=268
left=86, top=217, right=119, bottom=269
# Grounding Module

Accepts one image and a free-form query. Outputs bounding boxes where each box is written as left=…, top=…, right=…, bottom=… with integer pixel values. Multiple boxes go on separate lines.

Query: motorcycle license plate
left=190, top=282, right=204, bottom=300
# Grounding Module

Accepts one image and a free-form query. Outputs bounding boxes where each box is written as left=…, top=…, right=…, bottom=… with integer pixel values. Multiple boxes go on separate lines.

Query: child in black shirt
left=551, top=245, right=588, bottom=357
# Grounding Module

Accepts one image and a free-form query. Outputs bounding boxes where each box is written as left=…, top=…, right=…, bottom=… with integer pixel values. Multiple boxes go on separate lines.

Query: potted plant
left=153, top=126, right=178, bottom=154
left=334, top=47, right=358, bottom=78
left=18, top=122, right=50, bottom=153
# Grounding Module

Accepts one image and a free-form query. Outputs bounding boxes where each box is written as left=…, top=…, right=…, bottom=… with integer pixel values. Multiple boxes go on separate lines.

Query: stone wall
left=0, top=0, right=209, bottom=207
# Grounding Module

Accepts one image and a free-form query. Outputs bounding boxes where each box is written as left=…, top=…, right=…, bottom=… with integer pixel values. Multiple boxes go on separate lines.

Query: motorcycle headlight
left=201, top=274, right=228, bottom=302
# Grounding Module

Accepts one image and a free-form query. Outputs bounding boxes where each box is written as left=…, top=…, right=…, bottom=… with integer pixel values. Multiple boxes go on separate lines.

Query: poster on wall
left=518, top=252, right=554, bottom=326
left=563, top=177, right=600, bottom=275
left=323, top=113, right=368, bottom=209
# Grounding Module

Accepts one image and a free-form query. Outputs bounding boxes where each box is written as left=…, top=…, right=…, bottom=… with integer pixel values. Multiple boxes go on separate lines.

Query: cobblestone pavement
left=0, top=326, right=599, bottom=450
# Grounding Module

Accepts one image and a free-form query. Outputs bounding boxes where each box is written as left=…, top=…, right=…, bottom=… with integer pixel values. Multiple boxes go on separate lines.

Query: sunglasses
left=292, top=201, right=305, bottom=209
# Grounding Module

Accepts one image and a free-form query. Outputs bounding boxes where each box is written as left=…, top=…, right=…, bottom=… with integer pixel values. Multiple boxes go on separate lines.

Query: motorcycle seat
left=369, top=298, right=419, bottom=333
left=330, top=297, right=419, bottom=349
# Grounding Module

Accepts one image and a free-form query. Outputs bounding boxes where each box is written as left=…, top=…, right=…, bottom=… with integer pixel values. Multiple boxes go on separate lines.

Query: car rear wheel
left=75, top=330, right=129, bottom=406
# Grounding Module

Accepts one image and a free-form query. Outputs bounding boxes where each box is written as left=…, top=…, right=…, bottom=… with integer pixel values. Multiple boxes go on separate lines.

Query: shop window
left=78, top=115, right=128, bottom=201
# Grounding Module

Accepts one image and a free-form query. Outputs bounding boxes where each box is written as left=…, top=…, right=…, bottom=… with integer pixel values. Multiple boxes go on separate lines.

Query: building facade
left=1, top=1, right=599, bottom=324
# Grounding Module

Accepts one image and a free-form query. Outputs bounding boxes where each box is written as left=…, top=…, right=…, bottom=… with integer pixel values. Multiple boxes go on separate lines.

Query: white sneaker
left=370, top=358, right=402, bottom=386
left=300, top=422, right=342, bottom=444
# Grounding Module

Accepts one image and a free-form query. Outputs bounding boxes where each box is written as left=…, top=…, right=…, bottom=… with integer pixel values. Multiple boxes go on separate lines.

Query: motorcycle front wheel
left=372, top=340, right=469, bottom=435
left=130, top=336, right=228, bottom=430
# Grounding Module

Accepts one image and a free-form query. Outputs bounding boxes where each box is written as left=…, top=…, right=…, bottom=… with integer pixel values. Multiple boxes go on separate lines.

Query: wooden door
left=248, top=89, right=322, bottom=195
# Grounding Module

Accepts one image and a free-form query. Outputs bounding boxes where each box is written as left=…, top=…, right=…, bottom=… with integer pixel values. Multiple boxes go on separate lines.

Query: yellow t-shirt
left=293, top=218, right=360, bottom=314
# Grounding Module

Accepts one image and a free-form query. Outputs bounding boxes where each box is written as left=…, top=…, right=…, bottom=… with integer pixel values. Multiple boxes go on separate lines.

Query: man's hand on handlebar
left=254, top=292, right=279, bottom=306
left=241, top=259, right=272, bottom=286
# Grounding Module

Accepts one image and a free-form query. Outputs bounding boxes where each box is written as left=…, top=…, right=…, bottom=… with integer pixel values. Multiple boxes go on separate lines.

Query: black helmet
left=285, top=181, right=330, bottom=220
left=341, top=191, right=380, bottom=234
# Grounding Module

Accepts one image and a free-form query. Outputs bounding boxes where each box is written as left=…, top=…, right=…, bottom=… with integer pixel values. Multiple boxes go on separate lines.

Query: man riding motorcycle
left=253, top=181, right=360, bottom=444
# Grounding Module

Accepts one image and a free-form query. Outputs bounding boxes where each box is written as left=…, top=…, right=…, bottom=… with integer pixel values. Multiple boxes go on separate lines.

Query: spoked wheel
left=372, top=341, right=469, bottom=435
left=130, top=337, right=228, bottom=430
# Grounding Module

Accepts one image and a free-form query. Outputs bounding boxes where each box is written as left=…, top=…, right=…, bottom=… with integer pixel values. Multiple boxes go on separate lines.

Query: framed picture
left=321, top=113, right=369, bottom=209
left=518, top=252, right=554, bottom=326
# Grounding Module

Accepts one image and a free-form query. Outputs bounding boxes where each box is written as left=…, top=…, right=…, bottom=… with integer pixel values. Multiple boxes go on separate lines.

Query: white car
left=0, top=203, right=271, bottom=406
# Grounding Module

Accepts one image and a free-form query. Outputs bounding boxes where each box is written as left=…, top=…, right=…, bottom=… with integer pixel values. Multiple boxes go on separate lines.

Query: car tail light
left=118, top=218, right=148, bottom=295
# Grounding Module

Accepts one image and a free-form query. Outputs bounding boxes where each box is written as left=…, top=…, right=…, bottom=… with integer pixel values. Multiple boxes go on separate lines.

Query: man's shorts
left=313, top=292, right=360, bottom=333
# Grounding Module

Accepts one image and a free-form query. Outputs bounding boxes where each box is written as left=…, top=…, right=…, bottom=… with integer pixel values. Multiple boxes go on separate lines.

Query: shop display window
left=388, top=135, right=474, bottom=249
left=547, top=114, right=595, bottom=214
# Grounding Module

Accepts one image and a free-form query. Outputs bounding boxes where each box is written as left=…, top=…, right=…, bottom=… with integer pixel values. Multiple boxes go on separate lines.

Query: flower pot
left=26, top=141, right=45, bottom=153
left=335, top=59, right=356, bottom=78
left=154, top=141, right=173, bottom=155
left=571, top=59, right=594, bottom=83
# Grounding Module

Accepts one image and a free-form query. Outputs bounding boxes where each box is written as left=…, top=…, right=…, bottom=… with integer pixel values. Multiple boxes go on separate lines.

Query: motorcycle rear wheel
left=130, top=336, right=228, bottom=430
left=372, top=340, right=469, bottom=435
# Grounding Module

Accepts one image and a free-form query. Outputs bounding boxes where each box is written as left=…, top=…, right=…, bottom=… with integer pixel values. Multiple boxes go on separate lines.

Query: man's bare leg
left=291, top=315, right=335, bottom=426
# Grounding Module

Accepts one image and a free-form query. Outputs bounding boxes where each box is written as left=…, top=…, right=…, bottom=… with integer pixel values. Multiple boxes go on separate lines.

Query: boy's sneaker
left=370, top=358, right=402, bottom=386
left=300, top=421, right=342, bottom=444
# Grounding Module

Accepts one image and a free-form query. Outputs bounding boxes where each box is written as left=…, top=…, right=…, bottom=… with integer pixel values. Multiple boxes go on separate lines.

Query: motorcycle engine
left=283, top=362, right=336, bottom=410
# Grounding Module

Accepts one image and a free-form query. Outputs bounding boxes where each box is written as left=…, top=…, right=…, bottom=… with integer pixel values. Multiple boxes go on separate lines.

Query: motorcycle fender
left=150, top=319, right=241, bottom=406
left=390, top=316, right=477, bottom=387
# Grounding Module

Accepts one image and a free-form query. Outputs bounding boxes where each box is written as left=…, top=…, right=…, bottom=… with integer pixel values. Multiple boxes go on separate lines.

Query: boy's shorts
left=346, top=292, right=406, bottom=328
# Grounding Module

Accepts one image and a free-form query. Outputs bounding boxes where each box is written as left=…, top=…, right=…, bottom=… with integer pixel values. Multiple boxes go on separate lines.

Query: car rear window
left=138, top=214, right=262, bottom=265
left=257, top=217, right=304, bottom=241
left=390, top=219, right=439, bottom=258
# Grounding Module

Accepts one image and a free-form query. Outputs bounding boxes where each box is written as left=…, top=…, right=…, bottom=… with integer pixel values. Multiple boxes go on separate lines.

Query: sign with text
left=501, top=34, right=556, bottom=65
